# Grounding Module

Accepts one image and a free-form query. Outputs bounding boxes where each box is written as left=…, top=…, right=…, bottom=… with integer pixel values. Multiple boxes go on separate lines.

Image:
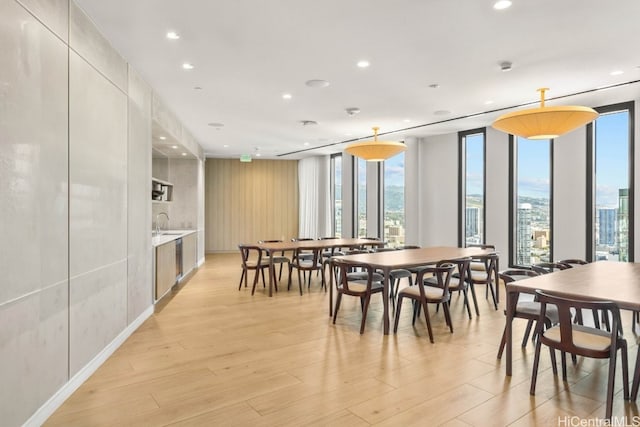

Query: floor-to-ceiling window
left=512, top=137, right=552, bottom=266
left=589, top=102, right=634, bottom=262
left=459, top=129, right=485, bottom=246
left=331, top=154, right=342, bottom=237
left=383, top=152, right=405, bottom=247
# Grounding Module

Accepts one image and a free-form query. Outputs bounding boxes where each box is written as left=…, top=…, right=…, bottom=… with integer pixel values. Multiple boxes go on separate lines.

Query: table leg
left=329, top=259, right=334, bottom=317
left=505, top=289, right=517, bottom=376
left=383, top=268, right=390, bottom=334
left=268, top=252, right=274, bottom=297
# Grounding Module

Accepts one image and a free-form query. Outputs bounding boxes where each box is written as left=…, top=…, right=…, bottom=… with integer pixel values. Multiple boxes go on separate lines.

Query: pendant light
left=345, top=127, right=406, bottom=161
left=492, top=88, right=598, bottom=139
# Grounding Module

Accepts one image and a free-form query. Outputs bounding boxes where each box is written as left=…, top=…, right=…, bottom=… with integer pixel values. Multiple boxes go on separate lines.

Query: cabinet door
left=156, top=240, right=177, bottom=300
left=182, top=233, right=197, bottom=274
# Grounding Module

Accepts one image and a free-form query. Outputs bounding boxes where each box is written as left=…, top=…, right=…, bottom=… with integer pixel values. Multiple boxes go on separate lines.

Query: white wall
left=0, top=1, right=203, bottom=424
left=417, top=133, right=459, bottom=246
left=485, top=127, right=510, bottom=256
left=553, top=127, right=588, bottom=261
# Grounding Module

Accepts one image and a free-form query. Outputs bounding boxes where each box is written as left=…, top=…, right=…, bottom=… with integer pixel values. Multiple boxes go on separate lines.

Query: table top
left=506, top=261, right=640, bottom=311
left=254, top=238, right=383, bottom=253
left=333, top=246, right=494, bottom=270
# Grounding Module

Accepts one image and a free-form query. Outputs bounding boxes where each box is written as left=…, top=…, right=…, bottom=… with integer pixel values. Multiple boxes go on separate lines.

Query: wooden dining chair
left=288, top=247, right=325, bottom=294
left=530, top=290, right=629, bottom=420
left=424, top=257, right=475, bottom=319
left=394, top=263, right=456, bottom=343
left=531, top=262, right=571, bottom=275
left=238, top=244, right=270, bottom=295
left=467, top=252, right=499, bottom=310
left=496, top=269, right=557, bottom=359
left=332, top=258, right=384, bottom=334
left=258, top=239, right=290, bottom=282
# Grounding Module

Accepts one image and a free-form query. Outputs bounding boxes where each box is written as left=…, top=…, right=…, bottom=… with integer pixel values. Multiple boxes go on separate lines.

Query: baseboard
left=198, top=256, right=205, bottom=267
left=24, top=305, right=154, bottom=427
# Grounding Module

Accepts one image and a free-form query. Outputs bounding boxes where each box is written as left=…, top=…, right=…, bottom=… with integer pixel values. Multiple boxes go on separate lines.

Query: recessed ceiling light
left=357, top=60, right=370, bottom=68
left=181, top=152, right=187, bottom=156
left=303, top=142, right=310, bottom=146
left=159, top=136, right=166, bottom=140
left=403, top=119, right=411, bottom=123
left=166, top=31, right=180, bottom=40
left=485, top=100, right=494, bottom=105
left=255, top=153, right=262, bottom=157
left=171, top=145, right=178, bottom=149
left=182, top=63, right=194, bottom=70
left=223, top=144, right=229, bottom=148
left=493, top=0, right=512, bottom=10
left=500, top=61, right=513, bottom=72
left=305, top=79, right=330, bottom=88
left=610, top=70, right=624, bottom=76
left=282, top=93, right=292, bottom=100
left=345, top=133, right=352, bottom=137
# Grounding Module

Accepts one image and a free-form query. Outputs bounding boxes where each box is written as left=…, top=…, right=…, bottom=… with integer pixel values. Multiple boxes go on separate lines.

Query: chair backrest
left=531, top=262, right=571, bottom=275
left=259, top=239, right=282, bottom=243
left=319, top=236, right=337, bottom=240
left=414, top=263, right=456, bottom=299
left=467, top=244, right=496, bottom=250
left=332, top=258, right=377, bottom=293
left=292, top=247, right=321, bottom=267
left=397, top=245, right=421, bottom=250
left=471, top=252, right=499, bottom=279
left=438, top=257, right=472, bottom=286
left=373, top=247, right=397, bottom=253
left=499, top=269, right=540, bottom=284
left=558, top=259, right=588, bottom=266
left=238, top=244, right=263, bottom=267
left=535, top=290, right=622, bottom=358
left=292, top=237, right=314, bottom=242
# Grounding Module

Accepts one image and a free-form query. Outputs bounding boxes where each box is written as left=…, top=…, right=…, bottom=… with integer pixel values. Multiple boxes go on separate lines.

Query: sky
left=465, top=110, right=630, bottom=207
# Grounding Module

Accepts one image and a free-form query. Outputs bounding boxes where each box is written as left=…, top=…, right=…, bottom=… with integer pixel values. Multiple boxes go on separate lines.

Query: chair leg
left=443, top=302, right=453, bottom=333
left=332, top=293, right=342, bottom=324
left=462, top=289, right=472, bottom=319
left=287, top=265, right=293, bottom=290
left=421, top=300, right=434, bottom=343
left=561, top=351, right=567, bottom=381
left=632, top=346, right=640, bottom=400
left=530, top=334, right=543, bottom=395
left=549, top=348, right=558, bottom=375
left=238, top=269, right=246, bottom=290
left=605, top=351, right=617, bottom=419
left=260, top=268, right=266, bottom=288
left=251, top=269, right=259, bottom=295
left=497, top=325, right=507, bottom=359
left=522, top=320, right=534, bottom=347
left=469, top=283, right=480, bottom=316
left=394, top=296, right=404, bottom=333
left=320, top=267, right=326, bottom=291
left=621, top=342, right=629, bottom=400
left=487, top=282, right=498, bottom=310
left=359, top=294, right=372, bottom=334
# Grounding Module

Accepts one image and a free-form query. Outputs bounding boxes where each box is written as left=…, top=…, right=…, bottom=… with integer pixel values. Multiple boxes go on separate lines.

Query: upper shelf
left=152, top=177, right=173, bottom=202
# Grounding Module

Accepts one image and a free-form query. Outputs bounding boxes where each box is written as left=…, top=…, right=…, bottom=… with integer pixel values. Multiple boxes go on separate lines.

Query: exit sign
left=240, top=154, right=252, bottom=162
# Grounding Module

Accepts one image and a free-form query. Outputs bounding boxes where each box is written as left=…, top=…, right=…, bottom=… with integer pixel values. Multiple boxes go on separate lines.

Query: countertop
left=152, top=229, right=197, bottom=247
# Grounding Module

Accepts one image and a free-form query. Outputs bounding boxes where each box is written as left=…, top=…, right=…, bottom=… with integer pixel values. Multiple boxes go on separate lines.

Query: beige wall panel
left=205, top=159, right=299, bottom=252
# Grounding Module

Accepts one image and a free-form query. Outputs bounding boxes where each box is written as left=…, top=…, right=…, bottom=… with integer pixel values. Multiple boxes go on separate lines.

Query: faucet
left=155, top=212, right=169, bottom=235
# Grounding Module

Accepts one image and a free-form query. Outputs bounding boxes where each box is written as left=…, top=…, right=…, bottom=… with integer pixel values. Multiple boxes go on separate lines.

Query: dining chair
left=424, top=257, right=475, bottom=319
left=531, top=262, right=571, bottom=275
left=258, top=239, right=290, bottom=282
left=394, top=263, right=456, bottom=343
left=530, top=290, right=629, bottom=420
left=467, top=252, right=499, bottom=310
left=467, top=244, right=496, bottom=271
left=288, top=247, right=325, bottom=294
left=332, top=258, right=384, bottom=334
left=371, top=247, right=410, bottom=308
left=238, top=244, right=270, bottom=295
left=496, top=269, right=558, bottom=359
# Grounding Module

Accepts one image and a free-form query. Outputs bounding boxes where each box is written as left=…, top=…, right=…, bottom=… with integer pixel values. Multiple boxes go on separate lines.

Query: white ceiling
left=75, top=0, right=640, bottom=160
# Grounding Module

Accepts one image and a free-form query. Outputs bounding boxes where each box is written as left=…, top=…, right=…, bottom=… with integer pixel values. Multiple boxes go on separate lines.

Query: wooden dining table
left=331, top=246, right=495, bottom=334
left=503, top=261, right=640, bottom=394
left=255, top=238, right=383, bottom=297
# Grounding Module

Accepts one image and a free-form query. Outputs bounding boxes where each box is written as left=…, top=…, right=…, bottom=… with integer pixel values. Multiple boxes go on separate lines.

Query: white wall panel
left=485, top=127, right=510, bottom=255
left=418, top=134, right=458, bottom=246
left=553, top=127, right=587, bottom=261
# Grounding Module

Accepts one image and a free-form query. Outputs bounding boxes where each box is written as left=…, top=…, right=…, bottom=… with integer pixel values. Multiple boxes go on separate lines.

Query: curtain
left=298, top=156, right=331, bottom=238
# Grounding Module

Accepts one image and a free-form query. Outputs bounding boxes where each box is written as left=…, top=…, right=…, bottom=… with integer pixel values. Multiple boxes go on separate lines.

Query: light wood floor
left=46, top=254, right=640, bottom=426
